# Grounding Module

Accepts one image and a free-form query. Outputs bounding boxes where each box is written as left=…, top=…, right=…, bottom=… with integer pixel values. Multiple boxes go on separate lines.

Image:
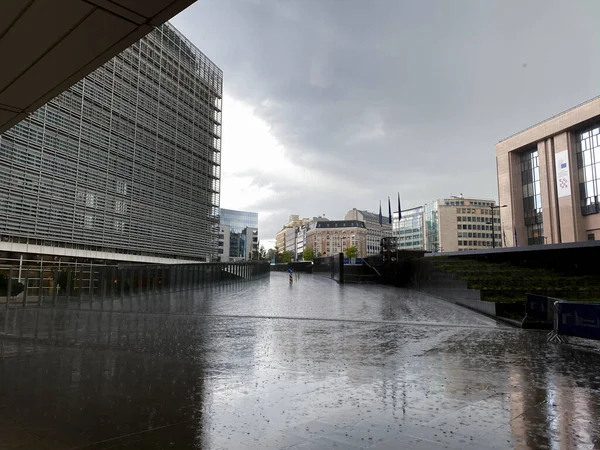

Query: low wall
left=411, top=258, right=524, bottom=319
left=313, top=254, right=344, bottom=283
left=270, top=262, right=313, bottom=273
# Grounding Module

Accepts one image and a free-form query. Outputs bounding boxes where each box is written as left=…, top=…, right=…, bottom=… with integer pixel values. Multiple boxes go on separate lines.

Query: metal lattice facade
left=0, top=23, right=222, bottom=261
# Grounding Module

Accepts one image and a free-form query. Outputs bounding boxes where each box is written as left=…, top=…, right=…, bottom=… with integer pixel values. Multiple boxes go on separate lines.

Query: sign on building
left=555, top=150, right=571, bottom=198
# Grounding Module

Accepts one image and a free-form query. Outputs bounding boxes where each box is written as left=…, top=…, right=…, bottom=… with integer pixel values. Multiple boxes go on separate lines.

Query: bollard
left=22, top=269, right=29, bottom=307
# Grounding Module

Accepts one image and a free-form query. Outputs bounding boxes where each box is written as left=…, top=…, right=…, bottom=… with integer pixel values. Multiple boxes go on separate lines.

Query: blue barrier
left=554, top=301, right=600, bottom=340
left=343, top=258, right=363, bottom=265
left=525, top=293, right=550, bottom=321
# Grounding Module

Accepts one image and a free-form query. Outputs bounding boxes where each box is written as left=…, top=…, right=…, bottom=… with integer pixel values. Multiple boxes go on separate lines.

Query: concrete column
left=554, top=132, right=579, bottom=242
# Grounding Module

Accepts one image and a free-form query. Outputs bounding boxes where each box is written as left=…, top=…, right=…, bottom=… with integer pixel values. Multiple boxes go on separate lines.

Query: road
left=0, top=272, right=599, bottom=449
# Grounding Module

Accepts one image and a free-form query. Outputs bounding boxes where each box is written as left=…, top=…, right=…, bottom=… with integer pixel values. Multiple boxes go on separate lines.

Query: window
left=577, top=124, right=600, bottom=215
left=521, top=149, right=543, bottom=245
left=588, top=233, right=595, bottom=241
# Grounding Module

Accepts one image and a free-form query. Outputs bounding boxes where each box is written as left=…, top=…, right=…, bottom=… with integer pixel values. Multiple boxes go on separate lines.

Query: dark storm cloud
left=173, top=0, right=600, bottom=243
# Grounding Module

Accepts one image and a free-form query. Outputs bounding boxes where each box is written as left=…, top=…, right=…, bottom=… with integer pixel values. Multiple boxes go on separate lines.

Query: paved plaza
left=0, top=273, right=599, bottom=449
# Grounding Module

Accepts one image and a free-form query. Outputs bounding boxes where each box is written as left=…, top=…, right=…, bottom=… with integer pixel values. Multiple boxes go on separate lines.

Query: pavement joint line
left=1, top=308, right=515, bottom=330
left=65, top=418, right=194, bottom=450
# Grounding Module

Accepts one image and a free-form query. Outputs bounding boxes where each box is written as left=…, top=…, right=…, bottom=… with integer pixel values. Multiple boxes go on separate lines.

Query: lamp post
left=488, top=204, right=507, bottom=249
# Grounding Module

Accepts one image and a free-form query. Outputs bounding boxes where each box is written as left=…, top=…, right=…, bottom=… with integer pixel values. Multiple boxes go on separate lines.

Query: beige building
left=423, top=196, right=500, bottom=252
left=344, top=209, right=392, bottom=256
left=275, top=214, right=303, bottom=253
left=306, top=220, right=368, bottom=258
left=496, top=96, right=600, bottom=246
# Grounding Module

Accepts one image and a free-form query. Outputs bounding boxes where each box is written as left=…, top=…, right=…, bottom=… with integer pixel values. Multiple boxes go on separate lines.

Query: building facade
left=0, top=23, right=223, bottom=263
left=306, top=220, right=368, bottom=258
left=344, top=209, right=392, bottom=256
left=424, top=196, right=501, bottom=252
left=274, top=214, right=304, bottom=257
left=391, top=197, right=500, bottom=253
left=393, top=206, right=425, bottom=250
left=497, top=96, right=600, bottom=246
left=219, top=208, right=258, bottom=261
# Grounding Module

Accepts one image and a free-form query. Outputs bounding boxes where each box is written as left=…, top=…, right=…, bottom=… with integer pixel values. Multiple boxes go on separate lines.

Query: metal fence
left=0, top=259, right=270, bottom=308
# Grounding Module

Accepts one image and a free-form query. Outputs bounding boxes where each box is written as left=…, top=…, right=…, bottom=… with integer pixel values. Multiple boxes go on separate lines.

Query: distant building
left=295, top=217, right=331, bottom=259
left=424, top=196, right=500, bottom=252
left=497, top=96, right=600, bottom=245
left=218, top=224, right=231, bottom=261
left=306, top=220, right=368, bottom=258
left=344, top=209, right=392, bottom=256
left=392, top=196, right=500, bottom=252
left=219, top=208, right=259, bottom=261
left=393, top=206, right=425, bottom=250
left=274, top=214, right=307, bottom=260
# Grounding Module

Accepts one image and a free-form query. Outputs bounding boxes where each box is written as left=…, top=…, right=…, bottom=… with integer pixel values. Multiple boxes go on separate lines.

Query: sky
left=171, top=0, right=600, bottom=249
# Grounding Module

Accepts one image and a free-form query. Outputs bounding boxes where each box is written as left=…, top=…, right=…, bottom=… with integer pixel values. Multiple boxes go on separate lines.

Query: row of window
left=458, top=241, right=503, bottom=248
left=457, top=216, right=500, bottom=223
left=456, top=207, right=495, bottom=215
left=458, top=232, right=501, bottom=239
left=458, top=224, right=500, bottom=231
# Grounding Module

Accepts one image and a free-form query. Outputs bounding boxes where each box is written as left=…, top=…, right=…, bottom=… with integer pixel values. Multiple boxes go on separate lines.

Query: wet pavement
left=1, top=272, right=599, bottom=449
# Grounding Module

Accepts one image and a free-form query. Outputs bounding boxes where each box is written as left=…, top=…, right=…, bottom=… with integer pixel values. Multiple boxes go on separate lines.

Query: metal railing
left=0, top=260, right=270, bottom=308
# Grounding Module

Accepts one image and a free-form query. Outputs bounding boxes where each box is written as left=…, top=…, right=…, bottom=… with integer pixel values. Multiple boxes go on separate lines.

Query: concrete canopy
left=0, top=0, right=196, bottom=134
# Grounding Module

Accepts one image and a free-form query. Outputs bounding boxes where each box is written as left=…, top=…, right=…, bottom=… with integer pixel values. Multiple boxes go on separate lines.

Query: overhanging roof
left=0, top=0, right=196, bottom=134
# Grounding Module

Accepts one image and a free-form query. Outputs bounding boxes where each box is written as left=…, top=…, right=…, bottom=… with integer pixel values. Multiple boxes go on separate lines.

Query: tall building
left=393, top=206, right=425, bottom=250
left=219, top=208, right=258, bottom=261
left=0, top=23, right=222, bottom=263
left=344, top=209, right=392, bottom=256
left=306, top=220, right=368, bottom=258
left=497, top=96, right=600, bottom=246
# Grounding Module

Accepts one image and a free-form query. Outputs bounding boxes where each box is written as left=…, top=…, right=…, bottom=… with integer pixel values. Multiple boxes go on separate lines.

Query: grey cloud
left=173, top=0, right=600, bottom=244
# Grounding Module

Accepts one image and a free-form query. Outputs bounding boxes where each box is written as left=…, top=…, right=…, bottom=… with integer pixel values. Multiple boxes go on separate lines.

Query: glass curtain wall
left=521, top=149, right=543, bottom=245
left=575, top=124, right=600, bottom=215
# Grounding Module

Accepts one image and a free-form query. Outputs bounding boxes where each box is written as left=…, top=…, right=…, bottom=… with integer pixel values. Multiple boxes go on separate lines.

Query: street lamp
left=486, top=204, right=507, bottom=249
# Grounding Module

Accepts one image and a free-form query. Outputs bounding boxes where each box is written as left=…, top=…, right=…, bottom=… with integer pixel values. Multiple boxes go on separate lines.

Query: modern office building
left=424, top=196, right=501, bottom=252
left=344, top=209, right=392, bottom=256
left=218, top=208, right=258, bottom=261
left=0, top=23, right=222, bottom=264
left=306, top=220, right=368, bottom=258
left=391, top=196, right=500, bottom=253
left=496, top=96, right=600, bottom=246
left=393, top=206, right=425, bottom=250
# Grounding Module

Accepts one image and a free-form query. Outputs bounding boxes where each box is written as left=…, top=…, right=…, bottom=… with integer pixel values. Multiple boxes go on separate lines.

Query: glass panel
left=586, top=181, right=595, bottom=196
left=586, top=166, right=594, bottom=181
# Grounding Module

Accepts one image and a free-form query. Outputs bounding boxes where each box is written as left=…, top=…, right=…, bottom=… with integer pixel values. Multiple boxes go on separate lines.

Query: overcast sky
left=172, top=0, right=600, bottom=249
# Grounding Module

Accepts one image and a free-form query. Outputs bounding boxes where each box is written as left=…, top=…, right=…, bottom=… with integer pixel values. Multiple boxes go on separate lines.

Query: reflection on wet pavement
left=1, top=273, right=599, bottom=449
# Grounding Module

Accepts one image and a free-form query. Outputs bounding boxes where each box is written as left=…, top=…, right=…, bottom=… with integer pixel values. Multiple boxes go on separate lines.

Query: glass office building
left=219, top=209, right=259, bottom=259
left=393, top=206, right=425, bottom=250
left=0, top=23, right=222, bottom=262
left=219, top=209, right=258, bottom=233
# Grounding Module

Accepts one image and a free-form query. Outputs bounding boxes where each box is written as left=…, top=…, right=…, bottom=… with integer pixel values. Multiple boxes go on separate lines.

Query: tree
left=344, top=245, right=359, bottom=258
left=303, top=247, right=315, bottom=261
left=281, top=250, right=292, bottom=263
left=259, top=245, right=267, bottom=260
left=266, top=248, right=276, bottom=261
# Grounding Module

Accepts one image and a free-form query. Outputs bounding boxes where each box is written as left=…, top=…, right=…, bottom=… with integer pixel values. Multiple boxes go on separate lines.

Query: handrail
left=362, top=259, right=381, bottom=278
